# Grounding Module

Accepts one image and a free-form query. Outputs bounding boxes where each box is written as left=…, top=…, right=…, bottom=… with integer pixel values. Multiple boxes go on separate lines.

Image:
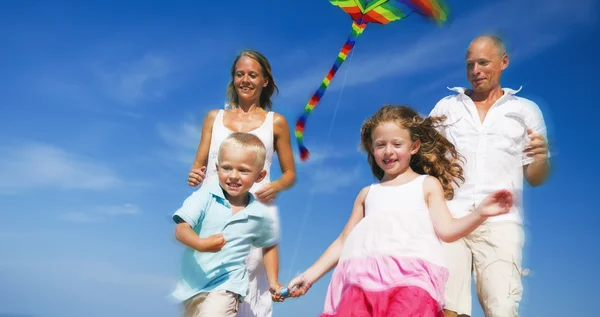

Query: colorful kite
left=294, top=0, right=450, bottom=161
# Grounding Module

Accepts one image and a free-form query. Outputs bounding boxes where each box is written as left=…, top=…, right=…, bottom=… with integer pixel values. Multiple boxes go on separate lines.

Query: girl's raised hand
left=476, top=189, right=514, bottom=217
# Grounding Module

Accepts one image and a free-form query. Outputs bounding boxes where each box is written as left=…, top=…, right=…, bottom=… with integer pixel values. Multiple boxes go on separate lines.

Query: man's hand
left=524, top=128, right=549, bottom=161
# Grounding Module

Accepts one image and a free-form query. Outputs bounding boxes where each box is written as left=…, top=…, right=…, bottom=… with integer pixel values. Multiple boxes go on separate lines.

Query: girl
left=187, top=50, right=296, bottom=317
left=286, top=105, right=513, bottom=316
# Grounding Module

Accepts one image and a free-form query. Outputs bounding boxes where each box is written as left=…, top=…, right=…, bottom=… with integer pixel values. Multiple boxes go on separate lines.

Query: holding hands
left=286, top=273, right=313, bottom=298
left=269, top=281, right=287, bottom=302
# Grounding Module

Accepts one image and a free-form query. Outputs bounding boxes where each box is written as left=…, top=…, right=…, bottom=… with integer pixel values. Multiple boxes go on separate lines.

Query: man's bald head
left=468, top=35, right=507, bottom=58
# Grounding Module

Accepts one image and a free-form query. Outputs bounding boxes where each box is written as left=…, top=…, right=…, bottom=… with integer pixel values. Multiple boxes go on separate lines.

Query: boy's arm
left=175, top=221, right=225, bottom=253
left=172, top=185, right=225, bottom=253
left=252, top=210, right=283, bottom=299
left=262, top=244, right=283, bottom=300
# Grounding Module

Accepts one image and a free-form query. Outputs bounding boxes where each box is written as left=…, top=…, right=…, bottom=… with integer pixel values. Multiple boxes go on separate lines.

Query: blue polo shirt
left=171, top=181, right=279, bottom=302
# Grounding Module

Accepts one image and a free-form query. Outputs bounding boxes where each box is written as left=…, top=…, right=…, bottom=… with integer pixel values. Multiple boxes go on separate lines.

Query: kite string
left=286, top=47, right=357, bottom=282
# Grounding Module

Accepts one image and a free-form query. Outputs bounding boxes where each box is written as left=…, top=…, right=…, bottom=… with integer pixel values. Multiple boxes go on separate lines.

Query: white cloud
left=61, top=212, right=99, bottom=223
left=278, top=0, right=597, bottom=100
left=100, top=203, right=140, bottom=215
left=0, top=142, right=121, bottom=194
left=310, top=164, right=363, bottom=195
left=60, top=203, right=141, bottom=223
left=91, top=53, right=175, bottom=106
left=35, top=52, right=178, bottom=114
left=292, top=143, right=363, bottom=167
left=156, top=116, right=203, bottom=166
left=0, top=256, right=173, bottom=290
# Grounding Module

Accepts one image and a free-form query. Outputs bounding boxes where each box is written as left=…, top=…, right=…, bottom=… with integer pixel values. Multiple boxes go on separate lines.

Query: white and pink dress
left=320, top=175, right=449, bottom=317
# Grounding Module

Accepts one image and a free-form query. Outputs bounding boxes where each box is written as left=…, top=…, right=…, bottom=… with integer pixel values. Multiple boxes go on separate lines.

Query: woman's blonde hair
left=360, top=105, right=465, bottom=199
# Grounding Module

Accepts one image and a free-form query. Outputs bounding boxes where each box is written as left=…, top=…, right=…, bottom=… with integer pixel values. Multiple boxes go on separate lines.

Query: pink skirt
left=319, top=256, right=448, bottom=317
left=319, top=284, right=444, bottom=317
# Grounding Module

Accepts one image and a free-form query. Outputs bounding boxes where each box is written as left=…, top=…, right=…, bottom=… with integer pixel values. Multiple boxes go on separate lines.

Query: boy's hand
left=200, top=233, right=226, bottom=252
left=476, top=189, right=513, bottom=218
left=269, top=281, right=285, bottom=302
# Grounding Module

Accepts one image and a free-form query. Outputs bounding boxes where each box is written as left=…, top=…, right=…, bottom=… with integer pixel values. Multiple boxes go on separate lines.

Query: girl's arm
left=425, top=176, right=512, bottom=243
left=271, top=113, right=296, bottom=192
left=290, top=186, right=369, bottom=293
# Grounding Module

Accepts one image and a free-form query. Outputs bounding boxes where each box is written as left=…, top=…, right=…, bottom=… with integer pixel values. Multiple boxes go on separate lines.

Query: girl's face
left=371, top=122, right=420, bottom=176
left=233, top=56, right=268, bottom=104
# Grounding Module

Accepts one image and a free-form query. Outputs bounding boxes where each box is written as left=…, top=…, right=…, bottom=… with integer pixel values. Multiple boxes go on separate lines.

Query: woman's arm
left=289, top=186, right=369, bottom=295
left=188, top=110, right=218, bottom=186
left=271, top=113, right=296, bottom=192
left=426, top=176, right=512, bottom=242
left=191, top=110, right=218, bottom=169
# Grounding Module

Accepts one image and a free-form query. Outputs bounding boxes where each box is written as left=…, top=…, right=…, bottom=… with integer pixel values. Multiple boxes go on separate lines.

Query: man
left=430, top=35, right=551, bottom=317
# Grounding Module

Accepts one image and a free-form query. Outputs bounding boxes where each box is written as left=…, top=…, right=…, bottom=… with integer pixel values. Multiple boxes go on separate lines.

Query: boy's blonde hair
left=219, top=132, right=267, bottom=168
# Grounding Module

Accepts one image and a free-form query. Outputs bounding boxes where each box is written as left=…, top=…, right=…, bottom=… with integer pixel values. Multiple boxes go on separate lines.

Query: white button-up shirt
left=429, top=86, right=548, bottom=224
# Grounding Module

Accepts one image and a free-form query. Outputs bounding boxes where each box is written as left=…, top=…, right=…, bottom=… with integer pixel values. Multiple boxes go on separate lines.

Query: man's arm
left=522, top=100, right=551, bottom=187
left=523, top=156, right=550, bottom=187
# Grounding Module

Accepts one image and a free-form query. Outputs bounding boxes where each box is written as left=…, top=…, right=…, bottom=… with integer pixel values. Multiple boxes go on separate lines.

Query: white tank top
left=339, top=175, right=447, bottom=268
left=203, top=109, right=275, bottom=193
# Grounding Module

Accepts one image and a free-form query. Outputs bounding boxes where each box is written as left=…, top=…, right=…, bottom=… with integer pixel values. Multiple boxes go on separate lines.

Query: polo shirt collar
left=204, top=181, right=262, bottom=217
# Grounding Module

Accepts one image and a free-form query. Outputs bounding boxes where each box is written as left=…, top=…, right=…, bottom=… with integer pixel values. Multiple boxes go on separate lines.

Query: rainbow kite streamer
left=295, top=0, right=450, bottom=161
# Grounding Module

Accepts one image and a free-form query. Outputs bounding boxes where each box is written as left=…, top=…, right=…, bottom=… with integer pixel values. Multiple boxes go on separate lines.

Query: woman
left=187, top=49, right=296, bottom=317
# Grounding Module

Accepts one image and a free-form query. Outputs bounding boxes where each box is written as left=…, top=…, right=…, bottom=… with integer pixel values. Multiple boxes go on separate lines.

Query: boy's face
left=216, top=145, right=266, bottom=198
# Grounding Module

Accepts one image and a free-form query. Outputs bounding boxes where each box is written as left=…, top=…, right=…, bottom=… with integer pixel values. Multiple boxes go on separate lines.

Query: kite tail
left=294, top=20, right=367, bottom=161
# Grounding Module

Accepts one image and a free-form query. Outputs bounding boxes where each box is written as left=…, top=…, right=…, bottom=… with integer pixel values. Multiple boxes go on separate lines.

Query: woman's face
left=233, top=56, right=268, bottom=104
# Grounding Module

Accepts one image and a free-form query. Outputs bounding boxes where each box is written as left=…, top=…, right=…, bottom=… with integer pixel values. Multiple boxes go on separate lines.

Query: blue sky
left=0, top=0, right=598, bottom=316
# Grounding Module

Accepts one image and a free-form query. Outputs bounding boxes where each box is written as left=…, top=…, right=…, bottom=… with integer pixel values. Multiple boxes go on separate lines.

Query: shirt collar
left=447, top=86, right=523, bottom=97
left=204, top=181, right=261, bottom=216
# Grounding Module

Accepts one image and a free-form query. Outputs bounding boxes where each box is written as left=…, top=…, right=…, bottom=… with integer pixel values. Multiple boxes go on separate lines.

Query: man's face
left=465, top=38, right=508, bottom=92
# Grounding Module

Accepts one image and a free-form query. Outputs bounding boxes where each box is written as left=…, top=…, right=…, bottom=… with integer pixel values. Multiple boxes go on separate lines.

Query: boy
left=172, top=132, right=284, bottom=317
